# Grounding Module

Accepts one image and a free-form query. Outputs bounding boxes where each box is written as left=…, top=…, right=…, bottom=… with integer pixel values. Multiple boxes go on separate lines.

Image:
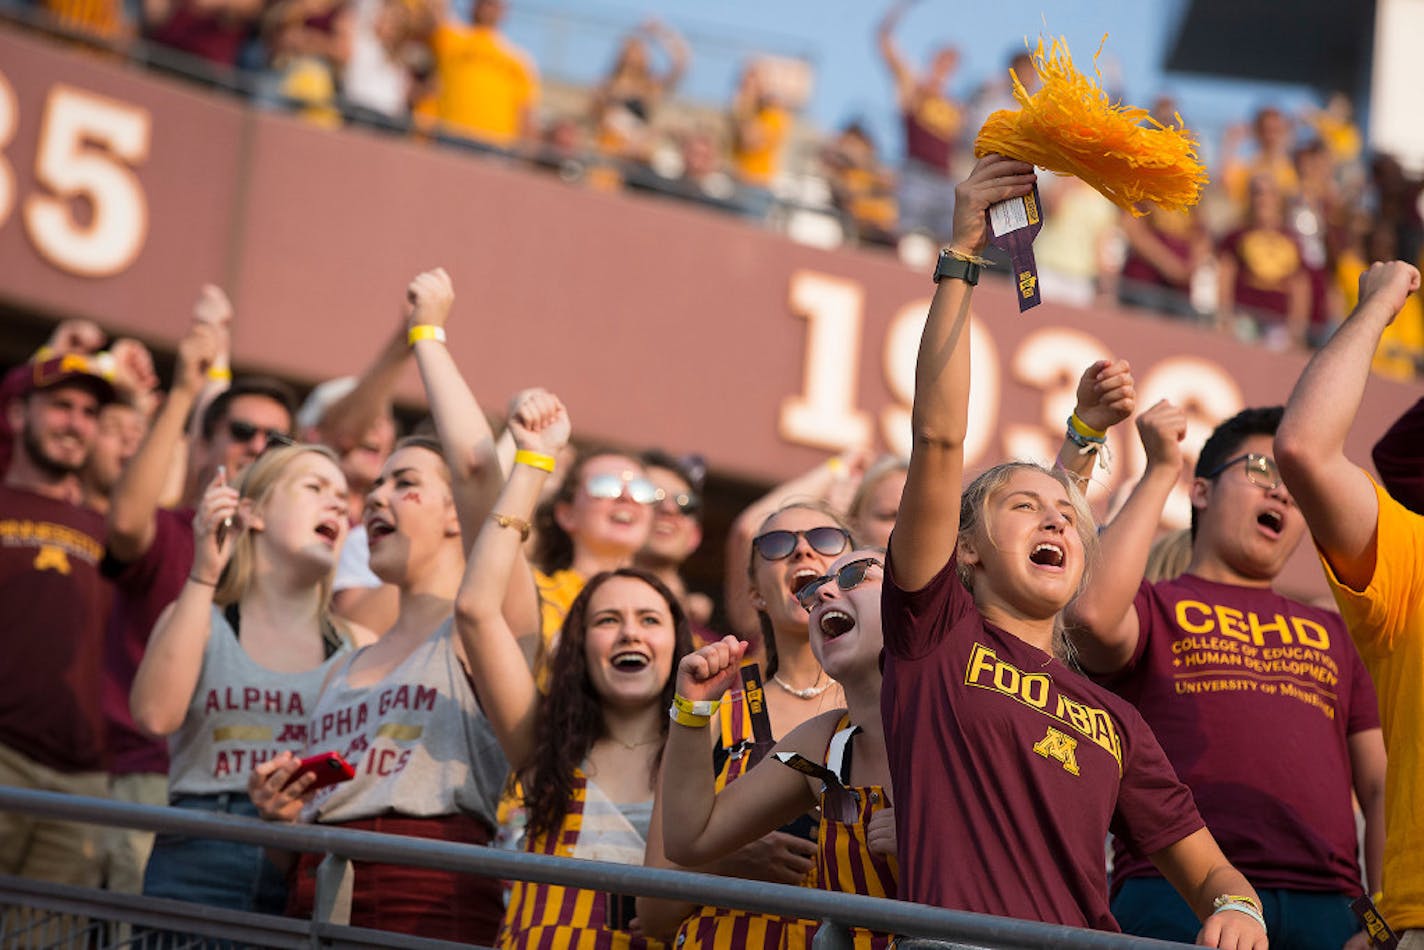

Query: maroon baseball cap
left=4, top=353, right=118, bottom=405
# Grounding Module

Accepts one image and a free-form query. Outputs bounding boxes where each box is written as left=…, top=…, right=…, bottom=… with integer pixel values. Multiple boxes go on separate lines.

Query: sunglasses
left=227, top=419, right=295, bottom=449
left=1203, top=452, right=1280, bottom=491
left=584, top=471, right=659, bottom=505
left=795, top=557, right=882, bottom=609
left=654, top=487, right=701, bottom=516
left=752, top=525, right=851, bottom=561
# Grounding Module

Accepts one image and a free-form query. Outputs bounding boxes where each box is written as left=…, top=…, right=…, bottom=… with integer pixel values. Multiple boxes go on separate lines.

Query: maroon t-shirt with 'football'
left=880, top=551, right=1202, bottom=930
left=1102, top=575, right=1379, bottom=897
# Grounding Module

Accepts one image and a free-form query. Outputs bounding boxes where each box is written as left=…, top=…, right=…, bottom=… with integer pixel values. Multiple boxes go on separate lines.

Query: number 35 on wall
left=0, top=73, right=152, bottom=277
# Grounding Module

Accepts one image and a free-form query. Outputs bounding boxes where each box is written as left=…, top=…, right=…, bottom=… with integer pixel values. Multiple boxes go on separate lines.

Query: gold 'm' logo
left=1032, top=726, right=1080, bottom=776
left=33, top=545, right=71, bottom=574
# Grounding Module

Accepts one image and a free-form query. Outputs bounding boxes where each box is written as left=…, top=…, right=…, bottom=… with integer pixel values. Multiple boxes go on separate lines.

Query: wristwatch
left=933, top=250, right=981, bottom=286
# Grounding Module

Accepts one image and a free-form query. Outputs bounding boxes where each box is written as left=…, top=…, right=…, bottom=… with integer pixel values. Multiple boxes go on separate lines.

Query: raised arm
left=404, top=269, right=541, bottom=640
left=1150, top=828, right=1267, bottom=949
left=452, top=389, right=570, bottom=769
left=647, top=19, right=689, bottom=94
left=107, top=322, right=218, bottom=563
left=1053, top=358, right=1136, bottom=487
left=129, top=471, right=238, bottom=735
left=310, top=322, right=409, bottom=456
left=1066, top=400, right=1186, bottom=673
left=659, top=638, right=819, bottom=866
left=1276, top=261, right=1421, bottom=591
left=875, top=1, right=915, bottom=103
left=891, top=154, right=1036, bottom=590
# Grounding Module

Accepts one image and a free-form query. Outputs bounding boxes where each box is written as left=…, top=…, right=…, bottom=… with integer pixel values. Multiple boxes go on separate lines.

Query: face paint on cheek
left=400, top=491, right=422, bottom=505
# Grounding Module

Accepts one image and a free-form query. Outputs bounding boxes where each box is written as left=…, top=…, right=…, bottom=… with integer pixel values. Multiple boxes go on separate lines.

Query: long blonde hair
left=214, top=444, right=343, bottom=639
left=956, top=461, right=1098, bottom=665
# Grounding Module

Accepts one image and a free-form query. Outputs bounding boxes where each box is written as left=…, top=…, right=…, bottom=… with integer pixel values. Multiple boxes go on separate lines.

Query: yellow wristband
left=826, top=457, right=846, bottom=476
left=673, top=694, right=720, bottom=717
left=407, top=325, right=447, bottom=347
left=1213, top=894, right=1262, bottom=915
left=1068, top=411, right=1108, bottom=441
left=206, top=366, right=232, bottom=382
left=514, top=449, right=556, bottom=473
left=668, top=705, right=712, bottom=729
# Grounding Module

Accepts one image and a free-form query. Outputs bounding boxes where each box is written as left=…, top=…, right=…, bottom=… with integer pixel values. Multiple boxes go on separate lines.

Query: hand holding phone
left=281, top=751, right=355, bottom=792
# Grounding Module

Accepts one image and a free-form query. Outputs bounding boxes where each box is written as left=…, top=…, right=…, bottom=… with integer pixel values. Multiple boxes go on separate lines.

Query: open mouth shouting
left=314, top=519, right=342, bottom=547
left=366, top=516, right=395, bottom=548
left=609, top=649, right=652, bottom=673
left=789, top=568, right=821, bottom=606
left=816, top=607, right=856, bottom=641
left=1028, top=542, right=1065, bottom=570
left=1256, top=508, right=1285, bottom=539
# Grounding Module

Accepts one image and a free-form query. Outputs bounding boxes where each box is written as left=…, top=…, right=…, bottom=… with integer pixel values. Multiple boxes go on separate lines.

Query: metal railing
left=0, top=787, right=1195, bottom=950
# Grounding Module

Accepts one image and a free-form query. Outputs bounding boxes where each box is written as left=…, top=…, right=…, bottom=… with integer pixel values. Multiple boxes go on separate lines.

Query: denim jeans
left=142, top=792, right=287, bottom=914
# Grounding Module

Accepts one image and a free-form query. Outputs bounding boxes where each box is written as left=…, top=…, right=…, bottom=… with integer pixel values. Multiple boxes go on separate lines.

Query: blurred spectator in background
left=1367, top=153, right=1424, bottom=270
left=965, top=48, right=1039, bottom=153
left=821, top=121, right=899, bottom=246
left=729, top=62, right=790, bottom=190
left=1290, top=140, right=1345, bottom=345
left=341, top=0, right=430, bottom=123
left=145, top=0, right=264, bottom=68
left=1034, top=175, right=1120, bottom=307
left=1216, top=175, right=1310, bottom=348
left=845, top=454, right=906, bottom=550
left=42, top=0, right=132, bottom=42
left=636, top=449, right=713, bottom=632
left=877, top=0, right=962, bottom=241
left=0, top=353, right=117, bottom=889
left=419, top=0, right=537, bottom=149
left=261, top=0, right=353, bottom=126
left=1336, top=220, right=1424, bottom=380
left=1220, top=107, right=1299, bottom=211
left=590, top=19, right=688, bottom=165
left=1118, top=207, right=1210, bottom=320
left=1304, top=92, right=1363, bottom=168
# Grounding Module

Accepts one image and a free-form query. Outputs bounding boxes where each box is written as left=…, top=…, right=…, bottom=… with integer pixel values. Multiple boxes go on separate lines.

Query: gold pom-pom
left=973, top=35, right=1208, bottom=216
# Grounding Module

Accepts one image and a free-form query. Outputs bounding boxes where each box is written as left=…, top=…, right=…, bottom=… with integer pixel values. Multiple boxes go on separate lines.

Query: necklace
left=772, top=672, right=834, bottom=700
left=608, top=735, right=662, bottom=751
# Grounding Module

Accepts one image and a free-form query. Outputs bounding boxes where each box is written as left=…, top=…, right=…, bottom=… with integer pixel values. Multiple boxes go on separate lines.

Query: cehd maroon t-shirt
left=880, top=550, right=1202, bottom=931
left=101, top=506, right=195, bottom=776
left=1103, top=574, right=1379, bottom=897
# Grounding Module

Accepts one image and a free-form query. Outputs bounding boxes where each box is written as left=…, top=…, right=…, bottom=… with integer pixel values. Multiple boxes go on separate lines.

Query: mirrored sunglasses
left=585, top=471, right=660, bottom=505
left=795, top=557, right=882, bottom=609
left=752, top=525, right=851, bottom=561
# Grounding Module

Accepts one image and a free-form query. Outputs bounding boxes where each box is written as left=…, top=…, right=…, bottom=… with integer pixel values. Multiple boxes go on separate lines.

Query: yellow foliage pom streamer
left=973, top=35, right=1208, bottom=216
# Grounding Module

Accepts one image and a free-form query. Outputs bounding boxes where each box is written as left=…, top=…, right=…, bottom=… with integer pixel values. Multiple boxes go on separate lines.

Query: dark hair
left=1191, top=406, right=1283, bottom=539
left=523, top=568, right=692, bottom=840
left=639, top=448, right=705, bottom=496
left=200, top=376, right=299, bottom=441
left=746, top=501, right=856, bottom=681
left=531, top=447, right=642, bottom=575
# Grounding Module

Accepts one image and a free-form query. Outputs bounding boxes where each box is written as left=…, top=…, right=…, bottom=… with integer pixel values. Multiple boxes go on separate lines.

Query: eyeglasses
left=584, top=471, right=659, bottom=505
left=795, top=557, right=882, bottom=609
left=654, top=487, right=701, bottom=516
left=228, top=419, right=295, bottom=449
left=752, top=526, right=851, bottom=561
left=1203, top=452, right=1280, bottom=491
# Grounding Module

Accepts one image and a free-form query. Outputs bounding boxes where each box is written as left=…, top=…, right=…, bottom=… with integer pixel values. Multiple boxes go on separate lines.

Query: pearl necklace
left=771, top=672, right=834, bottom=700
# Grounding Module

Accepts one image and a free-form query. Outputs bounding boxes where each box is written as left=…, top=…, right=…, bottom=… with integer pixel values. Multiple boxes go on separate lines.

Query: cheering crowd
left=1, top=148, right=1421, bottom=950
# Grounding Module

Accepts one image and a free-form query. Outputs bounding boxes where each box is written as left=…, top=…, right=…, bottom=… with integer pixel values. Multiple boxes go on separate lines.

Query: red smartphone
left=282, top=751, right=355, bottom=792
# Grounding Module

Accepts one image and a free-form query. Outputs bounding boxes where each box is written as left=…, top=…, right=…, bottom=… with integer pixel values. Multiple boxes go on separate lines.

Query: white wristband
left=1211, top=901, right=1266, bottom=932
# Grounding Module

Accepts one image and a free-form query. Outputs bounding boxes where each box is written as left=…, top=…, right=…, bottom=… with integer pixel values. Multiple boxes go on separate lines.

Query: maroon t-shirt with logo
left=101, top=506, right=195, bottom=776
left=1103, top=574, right=1379, bottom=897
left=880, top=551, right=1202, bottom=930
left=0, top=484, right=113, bottom=772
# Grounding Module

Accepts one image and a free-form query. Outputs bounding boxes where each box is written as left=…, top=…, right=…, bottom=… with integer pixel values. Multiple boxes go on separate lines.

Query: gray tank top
left=301, top=617, right=508, bottom=828
left=168, top=606, right=345, bottom=798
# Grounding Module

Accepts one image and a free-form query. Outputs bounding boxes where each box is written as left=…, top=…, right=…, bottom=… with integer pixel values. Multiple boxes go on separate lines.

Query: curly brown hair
left=523, top=567, right=693, bottom=840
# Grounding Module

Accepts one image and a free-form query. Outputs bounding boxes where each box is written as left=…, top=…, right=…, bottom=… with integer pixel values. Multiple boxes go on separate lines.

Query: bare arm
left=1120, top=214, right=1193, bottom=285
left=659, top=638, right=820, bottom=866
left=1066, top=400, right=1187, bottom=673
left=1276, top=261, right=1421, bottom=591
left=1349, top=727, right=1387, bottom=894
left=312, top=324, right=408, bottom=455
left=130, top=473, right=237, bottom=735
left=1149, top=827, right=1267, bottom=948
left=1053, top=358, right=1136, bottom=486
left=648, top=20, right=688, bottom=94
left=107, top=323, right=218, bottom=563
left=404, top=269, right=541, bottom=641
left=875, top=1, right=914, bottom=103
left=452, top=390, right=570, bottom=770
left=891, top=155, right=1037, bottom=591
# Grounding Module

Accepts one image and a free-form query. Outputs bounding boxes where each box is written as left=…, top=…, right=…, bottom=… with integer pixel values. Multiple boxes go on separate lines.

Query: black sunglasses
left=1203, top=452, right=1280, bottom=491
left=796, top=557, right=882, bottom=609
left=227, top=419, right=295, bottom=449
left=752, top=526, right=851, bottom=561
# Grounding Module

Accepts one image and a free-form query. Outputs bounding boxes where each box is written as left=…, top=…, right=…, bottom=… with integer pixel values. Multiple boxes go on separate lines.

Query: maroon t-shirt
left=880, top=551, right=1202, bottom=930
left=0, top=484, right=113, bottom=772
left=1102, top=574, right=1379, bottom=897
left=1219, top=226, right=1303, bottom=323
left=101, top=506, right=195, bottom=776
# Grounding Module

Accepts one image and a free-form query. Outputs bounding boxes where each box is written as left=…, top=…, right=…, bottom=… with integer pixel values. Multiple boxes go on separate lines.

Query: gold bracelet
left=514, top=449, right=556, bottom=473
left=407, top=325, right=447, bottom=347
left=1212, top=894, right=1262, bottom=915
left=944, top=247, right=993, bottom=266
left=668, top=704, right=712, bottom=728
left=489, top=512, right=531, bottom=541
